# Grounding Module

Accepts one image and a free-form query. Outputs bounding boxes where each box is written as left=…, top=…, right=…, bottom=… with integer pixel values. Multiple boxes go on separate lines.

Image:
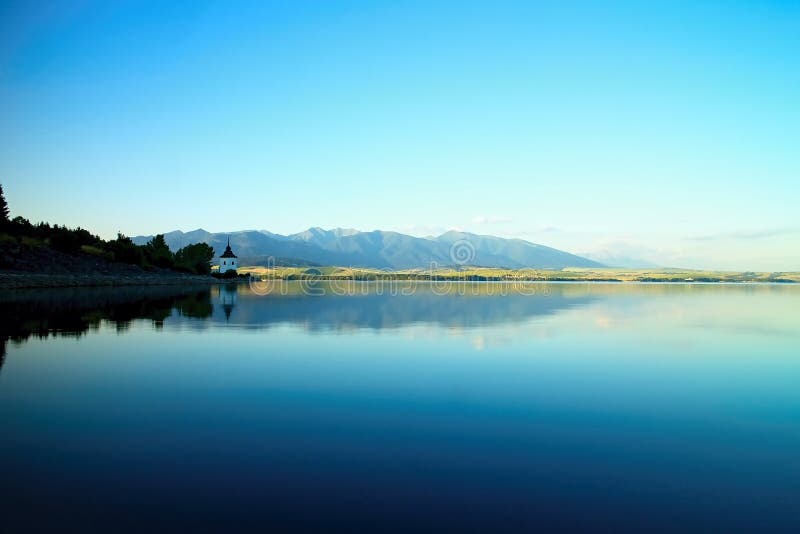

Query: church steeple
left=219, top=235, right=238, bottom=273
left=221, top=237, right=237, bottom=259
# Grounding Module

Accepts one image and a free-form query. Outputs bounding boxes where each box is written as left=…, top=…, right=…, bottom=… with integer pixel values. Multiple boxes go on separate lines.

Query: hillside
left=0, top=239, right=217, bottom=289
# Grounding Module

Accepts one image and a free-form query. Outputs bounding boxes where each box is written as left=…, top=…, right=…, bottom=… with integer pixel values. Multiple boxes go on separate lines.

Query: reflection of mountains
left=0, top=286, right=213, bottom=372
left=221, top=284, right=597, bottom=331
left=0, top=283, right=600, bottom=372
left=3, top=282, right=794, bottom=373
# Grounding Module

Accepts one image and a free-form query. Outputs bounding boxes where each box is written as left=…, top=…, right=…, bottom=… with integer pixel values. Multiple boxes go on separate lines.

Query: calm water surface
left=1, top=282, right=799, bottom=531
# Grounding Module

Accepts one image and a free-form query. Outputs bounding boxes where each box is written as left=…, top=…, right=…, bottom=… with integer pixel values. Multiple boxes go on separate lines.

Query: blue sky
left=1, top=0, right=798, bottom=270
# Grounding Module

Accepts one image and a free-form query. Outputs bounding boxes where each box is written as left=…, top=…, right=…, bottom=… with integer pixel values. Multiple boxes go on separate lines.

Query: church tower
left=219, top=237, right=238, bottom=274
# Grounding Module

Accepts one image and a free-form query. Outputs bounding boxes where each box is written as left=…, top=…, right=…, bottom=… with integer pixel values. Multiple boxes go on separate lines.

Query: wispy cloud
left=499, top=226, right=565, bottom=239
left=578, top=238, right=668, bottom=268
left=684, top=227, right=799, bottom=242
left=472, top=215, right=514, bottom=225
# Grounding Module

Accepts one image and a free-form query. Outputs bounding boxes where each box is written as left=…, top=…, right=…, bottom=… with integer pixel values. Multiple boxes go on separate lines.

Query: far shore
left=238, top=265, right=800, bottom=284
left=3, top=266, right=798, bottom=290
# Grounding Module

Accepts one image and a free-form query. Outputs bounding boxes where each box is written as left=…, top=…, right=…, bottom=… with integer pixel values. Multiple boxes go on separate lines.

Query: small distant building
left=219, top=237, right=238, bottom=274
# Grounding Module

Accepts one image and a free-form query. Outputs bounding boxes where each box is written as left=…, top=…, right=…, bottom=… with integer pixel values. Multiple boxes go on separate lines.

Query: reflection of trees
left=0, top=286, right=213, bottom=360
left=177, top=293, right=214, bottom=319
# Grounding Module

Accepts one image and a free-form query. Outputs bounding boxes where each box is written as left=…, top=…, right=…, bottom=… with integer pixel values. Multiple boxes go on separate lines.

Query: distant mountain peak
left=434, top=230, right=471, bottom=242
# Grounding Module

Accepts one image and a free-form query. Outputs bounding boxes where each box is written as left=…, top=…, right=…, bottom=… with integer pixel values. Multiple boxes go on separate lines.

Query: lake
left=1, top=282, right=799, bottom=531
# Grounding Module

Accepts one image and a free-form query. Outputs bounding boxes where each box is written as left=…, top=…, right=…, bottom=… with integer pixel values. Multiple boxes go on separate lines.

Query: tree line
left=0, top=184, right=214, bottom=275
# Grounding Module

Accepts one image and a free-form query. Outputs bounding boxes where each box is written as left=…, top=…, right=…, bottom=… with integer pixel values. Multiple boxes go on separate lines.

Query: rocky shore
left=0, top=271, right=218, bottom=289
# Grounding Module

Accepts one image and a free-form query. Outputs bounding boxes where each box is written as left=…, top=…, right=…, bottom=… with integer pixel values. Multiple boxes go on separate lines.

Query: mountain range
left=132, top=228, right=604, bottom=270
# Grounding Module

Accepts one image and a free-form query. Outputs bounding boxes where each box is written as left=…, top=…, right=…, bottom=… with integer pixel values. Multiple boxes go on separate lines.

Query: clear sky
left=1, top=0, right=798, bottom=270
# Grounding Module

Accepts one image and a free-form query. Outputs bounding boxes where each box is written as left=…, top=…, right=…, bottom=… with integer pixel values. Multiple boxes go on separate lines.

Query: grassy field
left=235, top=265, right=800, bottom=283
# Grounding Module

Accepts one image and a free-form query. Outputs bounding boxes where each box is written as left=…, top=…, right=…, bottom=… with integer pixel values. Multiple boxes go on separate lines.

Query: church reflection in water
left=219, top=284, right=237, bottom=321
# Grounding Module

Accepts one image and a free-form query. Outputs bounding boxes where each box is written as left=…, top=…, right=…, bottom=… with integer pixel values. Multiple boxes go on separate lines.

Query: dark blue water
left=1, top=282, right=799, bottom=531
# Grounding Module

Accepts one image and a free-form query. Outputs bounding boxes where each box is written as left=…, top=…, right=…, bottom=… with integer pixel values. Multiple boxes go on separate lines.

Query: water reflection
left=220, top=283, right=237, bottom=321
left=1, top=281, right=799, bottom=531
left=0, top=282, right=605, bottom=367
left=0, top=285, right=213, bottom=369
left=218, top=282, right=599, bottom=331
left=3, top=282, right=798, bottom=352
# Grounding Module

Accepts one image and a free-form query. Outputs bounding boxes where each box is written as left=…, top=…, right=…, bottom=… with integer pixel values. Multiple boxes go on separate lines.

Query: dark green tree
left=0, top=184, right=9, bottom=227
left=47, top=225, right=102, bottom=254
left=174, top=243, right=214, bottom=274
left=11, top=216, right=32, bottom=234
left=144, top=234, right=174, bottom=269
left=105, top=233, right=145, bottom=266
left=49, top=225, right=82, bottom=253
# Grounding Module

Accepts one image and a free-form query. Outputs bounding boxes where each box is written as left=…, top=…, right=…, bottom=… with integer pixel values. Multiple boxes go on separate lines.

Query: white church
left=219, top=237, right=238, bottom=274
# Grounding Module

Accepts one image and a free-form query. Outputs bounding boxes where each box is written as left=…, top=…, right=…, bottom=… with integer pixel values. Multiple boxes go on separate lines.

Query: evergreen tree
left=105, top=233, right=145, bottom=266
left=145, top=234, right=175, bottom=268
left=0, top=184, right=9, bottom=226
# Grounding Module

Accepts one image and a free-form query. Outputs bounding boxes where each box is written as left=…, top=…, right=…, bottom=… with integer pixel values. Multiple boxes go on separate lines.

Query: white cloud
left=683, top=227, right=800, bottom=242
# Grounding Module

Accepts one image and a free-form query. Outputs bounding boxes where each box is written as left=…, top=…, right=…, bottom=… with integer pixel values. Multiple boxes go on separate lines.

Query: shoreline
left=0, top=271, right=220, bottom=289
left=3, top=271, right=796, bottom=290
